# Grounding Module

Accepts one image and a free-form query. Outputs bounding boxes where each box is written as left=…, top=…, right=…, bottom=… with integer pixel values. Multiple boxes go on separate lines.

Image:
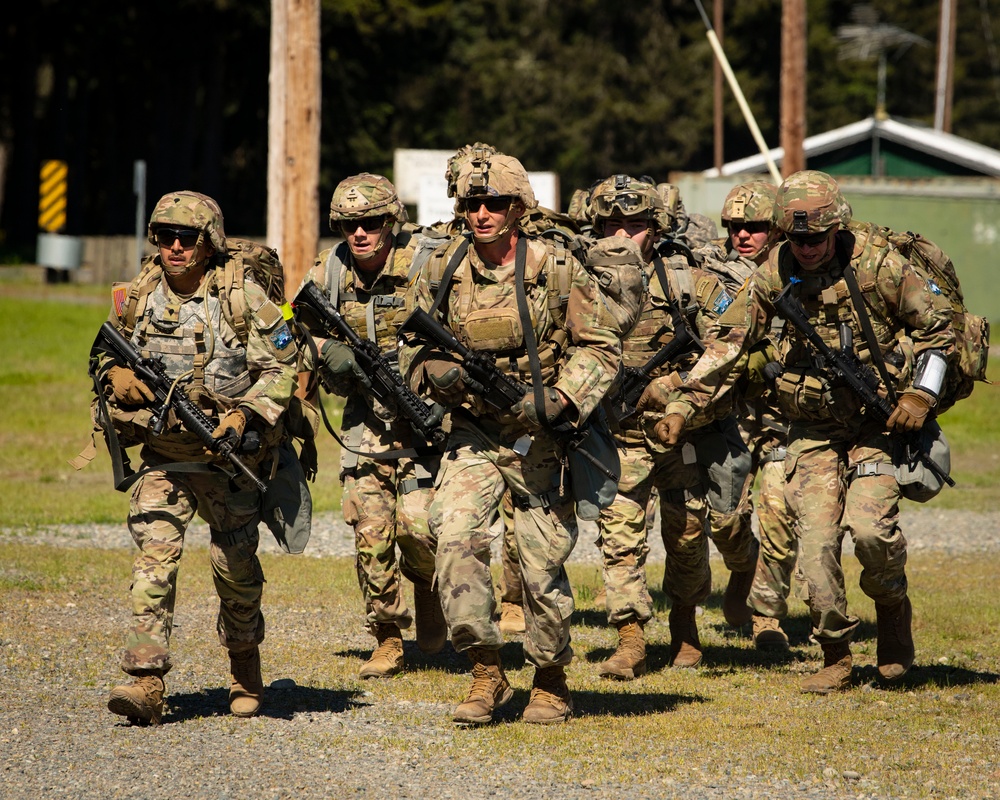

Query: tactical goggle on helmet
left=589, top=175, right=664, bottom=232
left=147, top=191, right=226, bottom=252
left=774, top=170, right=852, bottom=235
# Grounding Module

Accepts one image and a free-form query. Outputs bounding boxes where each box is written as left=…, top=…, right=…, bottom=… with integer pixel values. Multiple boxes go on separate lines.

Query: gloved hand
left=424, top=358, right=466, bottom=405
left=320, top=339, right=371, bottom=390
left=106, top=365, right=155, bottom=405
left=212, top=407, right=249, bottom=441
left=654, top=413, right=687, bottom=446
left=515, top=387, right=568, bottom=430
left=886, top=389, right=934, bottom=433
left=636, top=374, right=680, bottom=414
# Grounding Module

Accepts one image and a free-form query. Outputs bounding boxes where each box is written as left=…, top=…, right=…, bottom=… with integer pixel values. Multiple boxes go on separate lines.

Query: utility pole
left=268, top=0, right=321, bottom=295
left=713, top=0, right=724, bottom=173
left=934, top=0, right=958, bottom=132
left=780, top=0, right=807, bottom=176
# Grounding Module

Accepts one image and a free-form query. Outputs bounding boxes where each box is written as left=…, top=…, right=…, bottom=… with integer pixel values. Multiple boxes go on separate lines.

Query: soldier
left=590, top=175, right=753, bottom=676
left=102, top=191, right=299, bottom=723
left=656, top=170, right=955, bottom=692
left=399, top=153, right=622, bottom=724
left=294, top=174, right=447, bottom=679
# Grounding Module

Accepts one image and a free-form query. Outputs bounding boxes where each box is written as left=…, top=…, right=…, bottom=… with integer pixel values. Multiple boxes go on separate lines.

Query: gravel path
left=2, top=506, right=998, bottom=800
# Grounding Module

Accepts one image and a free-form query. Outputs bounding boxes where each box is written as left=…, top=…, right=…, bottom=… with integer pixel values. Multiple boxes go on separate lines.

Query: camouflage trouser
left=596, top=442, right=654, bottom=625
left=785, top=427, right=907, bottom=644
left=342, top=452, right=438, bottom=636
left=749, top=455, right=799, bottom=618
left=497, top=492, right=522, bottom=605
left=121, top=464, right=265, bottom=676
left=430, top=421, right=576, bottom=669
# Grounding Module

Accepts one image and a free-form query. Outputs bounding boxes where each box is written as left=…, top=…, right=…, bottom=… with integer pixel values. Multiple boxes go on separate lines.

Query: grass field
left=2, top=273, right=1000, bottom=798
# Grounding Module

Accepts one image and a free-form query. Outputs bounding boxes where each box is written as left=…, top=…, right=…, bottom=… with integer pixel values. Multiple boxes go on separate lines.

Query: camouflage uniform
left=662, top=171, right=955, bottom=689
left=101, top=192, right=297, bottom=722
left=295, top=174, right=446, bottom=674
left=400, top=153, right=622, bottom=723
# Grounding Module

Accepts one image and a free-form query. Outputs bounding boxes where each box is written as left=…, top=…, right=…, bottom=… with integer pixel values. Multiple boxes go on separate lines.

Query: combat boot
left=752, top=614, right=790, bottom=651
left=107, top=672, right=165, bottom=725
left=453, top=647, right=513, bottom=725
left=229, top=646, right=264, bottom=717
left=523, top=665, right=573, bottom=724
left=413, top=580, right=448, bottom=655
left=359, top=622, right=404, bottom=679
left=722, top=569, right=755, bottom=628
left=800, top=641, right=853, bottom=694
left=499, top=601, right=526, bottom=635
left=875, top=597, right=914, bottom=682
left=668, top=604, right=703, bottom=668
left=597, top=620, right=647, bottom=680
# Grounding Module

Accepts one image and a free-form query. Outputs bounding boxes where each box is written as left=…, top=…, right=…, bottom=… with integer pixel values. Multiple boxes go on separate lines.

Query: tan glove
left=886, top=390, right=934, bottom=433
left=212, top=407, right=249, bottom=441
left=106, top=365, right=155, bottom=405
left=654, top=413, right=687, bottom=446
left=424, top=357, right=466, bottom=406
left=514, top=387, right=568, bottom=430
left=636, top=373, right=681, bottom=414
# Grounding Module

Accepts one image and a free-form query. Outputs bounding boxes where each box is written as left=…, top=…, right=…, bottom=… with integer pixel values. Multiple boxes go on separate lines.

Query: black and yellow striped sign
left=39, top=160, right=68, bottom=233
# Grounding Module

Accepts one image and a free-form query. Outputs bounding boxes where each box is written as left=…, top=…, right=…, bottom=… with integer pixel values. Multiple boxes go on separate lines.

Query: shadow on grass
left=162, top=684, right=366, bottom=723
left=485, top=687, right=705, bottom=723
left=853, top=661, right=1000, bottom=690
left=335, top=640, right=527, bottom=675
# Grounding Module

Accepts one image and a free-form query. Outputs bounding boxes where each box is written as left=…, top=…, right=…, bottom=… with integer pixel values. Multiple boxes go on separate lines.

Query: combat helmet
left=721, top=180, right=777, bottom=224
left=329, top=173, right=404, bottom=229
left=589, top=174, right=666, bottom=235
left=446, top=142, right=500, bottom=199
left=774, top=170, right=852, bottom=234
left=147, top=191, right=226, bottom=252
left=455, top=153, right=537, bottom=209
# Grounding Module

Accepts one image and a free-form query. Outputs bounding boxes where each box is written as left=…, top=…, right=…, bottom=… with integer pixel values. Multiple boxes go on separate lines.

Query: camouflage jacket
left=664, top=227, right=956, bottom=436
left=106, top=266, right=298, bottom=463
left=399, top=233, right=622, bottom=440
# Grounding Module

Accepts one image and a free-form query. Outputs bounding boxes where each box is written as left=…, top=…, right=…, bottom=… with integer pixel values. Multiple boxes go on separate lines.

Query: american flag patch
left=112, top=286, right=128, bottom=318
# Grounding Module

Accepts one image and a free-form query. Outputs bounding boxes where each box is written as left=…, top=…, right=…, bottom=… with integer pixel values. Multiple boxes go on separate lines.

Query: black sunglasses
left=340, top=217, right=387, bottom=234
left=787, top=230, right=831, bottom=247
left=729, top=221, right=770, bottom=235
left=155, top=227, right=201, bottom=248
left=461, top=196, right=512, bottom=214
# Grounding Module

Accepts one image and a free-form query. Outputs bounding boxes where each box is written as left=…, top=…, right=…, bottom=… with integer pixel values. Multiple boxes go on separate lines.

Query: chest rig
left=131, top=274, right=252, bottom=411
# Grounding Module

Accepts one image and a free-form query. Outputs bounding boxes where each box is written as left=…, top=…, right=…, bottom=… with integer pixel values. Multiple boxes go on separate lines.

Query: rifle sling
left=843, top=265, right=898, bottom=405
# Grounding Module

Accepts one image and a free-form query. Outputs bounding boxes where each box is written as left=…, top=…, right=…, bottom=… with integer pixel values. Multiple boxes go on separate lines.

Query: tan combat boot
left=413, top=580, right=448, bottom=655
left=668, top=604, right=703, bottom=668
left=800, top=641, right=853, bottom=694
left=359, top=622, right=404, bottom=679
left=722, top=569, right=755, bottom=628
left=752, top=614, right=790, bottom=651
left=523, top=665, right=573, bottom=724
left=107, top=672, right=165, bottom=725
left=499, top=601, right=526, bottom=635
left=453, top=647, right=513, bottom=725
left=875, top=597, right=914, bottom=682
left=597, top=620, right=647, bottom=680
left=229, top=646, right=264, bottom=717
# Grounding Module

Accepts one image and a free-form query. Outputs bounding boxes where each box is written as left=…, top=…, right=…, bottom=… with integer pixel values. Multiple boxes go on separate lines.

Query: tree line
left=1, top=0, right=997, bottom=255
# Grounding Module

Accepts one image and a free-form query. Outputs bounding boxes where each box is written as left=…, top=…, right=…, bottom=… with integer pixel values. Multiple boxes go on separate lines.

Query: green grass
left=1, top=542, right=998, bottom=797
left=0, top=282, right=343, bottom=528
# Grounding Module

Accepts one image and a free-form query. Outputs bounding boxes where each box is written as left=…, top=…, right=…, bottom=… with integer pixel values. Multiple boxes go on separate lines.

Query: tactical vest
left=623, top=261, right=704, bottom=374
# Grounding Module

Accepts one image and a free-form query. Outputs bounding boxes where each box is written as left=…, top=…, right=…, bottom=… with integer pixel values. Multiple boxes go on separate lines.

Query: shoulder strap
left=218, top=248, right=249, bottom=343
left=120, top=258, right=163, bottom=337
left=843, top=265, right=898, bottom=405
left=545, top=237, right=571, bottom=327
left=429, top=236, right=471, bottom=316
left=324, top=241, right=352, bottom=308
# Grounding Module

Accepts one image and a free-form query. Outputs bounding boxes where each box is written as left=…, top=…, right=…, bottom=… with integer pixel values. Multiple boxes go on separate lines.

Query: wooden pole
left=268, top=0, right=321, bottom=296
left=934, top=0, right=958, bottom=132
left=713, top=0, right=724, bottom=173
left=780, top=0, right=807, bottom=176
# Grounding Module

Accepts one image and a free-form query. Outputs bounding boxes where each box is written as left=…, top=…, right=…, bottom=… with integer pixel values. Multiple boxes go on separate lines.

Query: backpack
left=851, top=222, right=990, bottom=413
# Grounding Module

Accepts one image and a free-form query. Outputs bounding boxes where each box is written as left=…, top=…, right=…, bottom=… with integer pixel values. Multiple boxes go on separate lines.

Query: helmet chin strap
left=352, top=220, right=392, bottom=262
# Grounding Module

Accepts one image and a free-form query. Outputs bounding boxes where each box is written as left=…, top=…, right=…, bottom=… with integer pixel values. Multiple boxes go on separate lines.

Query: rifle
left=773, top=279, right=955, bottom=488
left=608, top=322, right=704, bottom=422
left=400, top=306, right=529, bottom=413
left=94, top=322, right=268, bottom=492
left=293, top=280, right=446, bottom=446
left=399, top=306, right=618, bottom=480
